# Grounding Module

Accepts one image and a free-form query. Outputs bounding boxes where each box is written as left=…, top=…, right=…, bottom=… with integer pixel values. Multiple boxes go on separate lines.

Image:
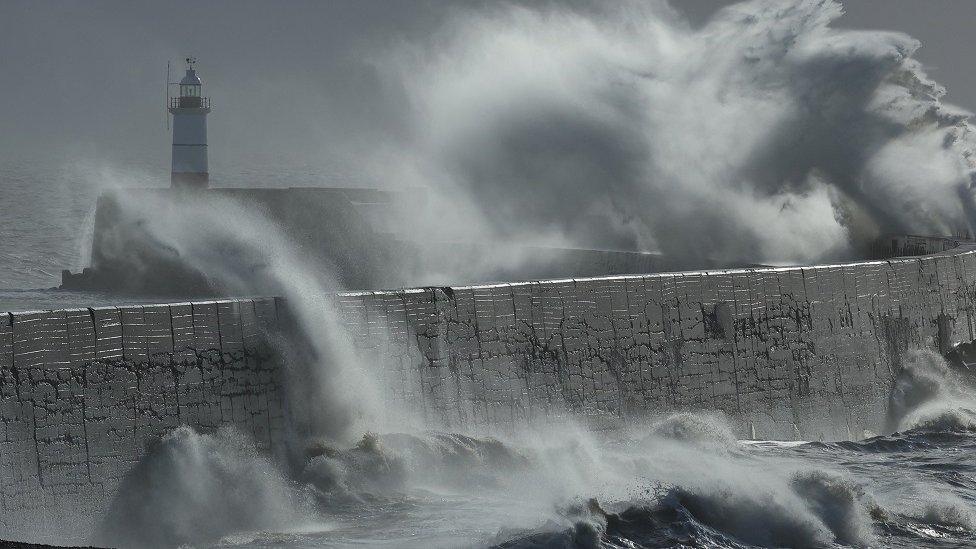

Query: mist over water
left=94, top=426, right=317, bottom=549
left=96, top=191, right=391, bottom=446
left=99, top=409, right=976, bottom=548
left=10, top=0, right=976, bottom=547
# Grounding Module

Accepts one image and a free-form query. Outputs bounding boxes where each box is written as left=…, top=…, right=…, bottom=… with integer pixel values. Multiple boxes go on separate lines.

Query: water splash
left=376, top=0, right=976, bottom=265
left=94, top=426, right=317, bottom=549
left=888, top=349, right=976, bottom=432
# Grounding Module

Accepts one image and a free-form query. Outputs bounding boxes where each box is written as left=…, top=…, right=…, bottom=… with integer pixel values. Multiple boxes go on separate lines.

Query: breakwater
left=338, top=243, right=976, bottom=440
left=4, top=243, right=976, bottom=543
left=0, top=298, right=284, bottom=543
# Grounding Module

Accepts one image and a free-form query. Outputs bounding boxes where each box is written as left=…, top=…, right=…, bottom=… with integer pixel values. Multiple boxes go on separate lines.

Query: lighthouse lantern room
left=168, top=57, right=211, bottom=188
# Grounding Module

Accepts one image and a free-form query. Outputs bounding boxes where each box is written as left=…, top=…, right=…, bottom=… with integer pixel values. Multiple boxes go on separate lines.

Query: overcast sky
left=1, top=0, right=974, bottom=181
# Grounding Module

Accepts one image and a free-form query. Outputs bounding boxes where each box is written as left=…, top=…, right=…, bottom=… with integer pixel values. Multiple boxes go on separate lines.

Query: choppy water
left=12, top=353, right=973, bottom=549
left=78, top=351, right=976, bottom=549
left=91, top=417, right=976, bottom=549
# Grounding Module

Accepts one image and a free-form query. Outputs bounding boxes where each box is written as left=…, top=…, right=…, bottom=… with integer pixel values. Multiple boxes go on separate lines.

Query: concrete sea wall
left=5, top=244, right=976, bottom=543
left=0, top=298, right=284, bottom=544
left=338, top=245, right=976, bottom=441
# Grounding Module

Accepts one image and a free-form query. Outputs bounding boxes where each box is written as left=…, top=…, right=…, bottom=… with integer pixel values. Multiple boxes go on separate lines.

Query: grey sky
left=0, top=1, right=973, bottom=177
left=0, top=1, right=451, bottom=172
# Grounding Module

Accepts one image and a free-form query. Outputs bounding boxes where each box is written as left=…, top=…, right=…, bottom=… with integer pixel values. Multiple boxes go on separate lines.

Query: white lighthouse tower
left=168, top=58, right=211, bottom=188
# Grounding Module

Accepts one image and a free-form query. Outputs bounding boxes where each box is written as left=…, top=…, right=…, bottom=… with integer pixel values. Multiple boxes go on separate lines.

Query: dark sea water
left=95, top=417, right=976, bottom=549
left=89, top=347, right=976, bottom=549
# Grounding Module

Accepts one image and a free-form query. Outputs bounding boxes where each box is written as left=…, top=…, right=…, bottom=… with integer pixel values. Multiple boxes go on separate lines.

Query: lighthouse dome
left=180, top=68, right=202, bottom=86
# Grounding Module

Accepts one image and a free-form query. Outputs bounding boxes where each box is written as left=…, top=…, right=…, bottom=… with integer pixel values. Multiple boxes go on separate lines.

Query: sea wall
left=0, top=298, right=285, bottom=544
left=337, top=244, right=976, bottom=441
left=7, top=244, right=976, bottom=543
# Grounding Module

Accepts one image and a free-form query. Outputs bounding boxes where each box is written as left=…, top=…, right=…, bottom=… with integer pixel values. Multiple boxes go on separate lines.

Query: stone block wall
left=0, top=298, right=285, bottom=544
left=336, top=245, right=976, bottom=441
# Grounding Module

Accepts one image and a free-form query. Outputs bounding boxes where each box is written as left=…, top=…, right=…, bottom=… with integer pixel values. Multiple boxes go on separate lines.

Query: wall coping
left=338, top=243, right=976, bottom=298
left=3, top=296, right=280, bottom=317
left=12, top=243, right=976, bottom=314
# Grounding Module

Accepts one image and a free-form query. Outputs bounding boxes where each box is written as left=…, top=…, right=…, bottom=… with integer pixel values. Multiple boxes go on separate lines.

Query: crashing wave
left=382, top=0, right=976, bottom=265
left=888, top=349, right=976, bottom=433
left=94, top=426, right=314, bottom=549
left=648, top=411, right=739, bottom=448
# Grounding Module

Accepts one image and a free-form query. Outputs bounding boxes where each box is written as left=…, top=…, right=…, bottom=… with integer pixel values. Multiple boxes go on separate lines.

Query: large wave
left=85, top=0, right=976, bottom=447
left=97, top=413, right=976, bottom=548
left=93, top=426, right=316, bottom=548
left=888, top=349, right=976, bottom=432
left=371, top=0, right=976, bottom=266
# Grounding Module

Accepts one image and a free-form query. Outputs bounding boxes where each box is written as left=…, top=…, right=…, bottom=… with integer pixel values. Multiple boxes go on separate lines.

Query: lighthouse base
left=172, top=172, right=209, bottom=189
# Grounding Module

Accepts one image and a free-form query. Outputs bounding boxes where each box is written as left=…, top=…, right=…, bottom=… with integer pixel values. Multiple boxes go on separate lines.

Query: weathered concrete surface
left=7, top=244, right=976, bottom=543
left=0, top=298, right=284, bottom=545
left=337, top=245, right=976, bottom=441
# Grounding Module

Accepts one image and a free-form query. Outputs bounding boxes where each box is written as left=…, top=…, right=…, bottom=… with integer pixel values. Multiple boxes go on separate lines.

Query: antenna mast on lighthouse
left=167, top=57, right=212, bottom=189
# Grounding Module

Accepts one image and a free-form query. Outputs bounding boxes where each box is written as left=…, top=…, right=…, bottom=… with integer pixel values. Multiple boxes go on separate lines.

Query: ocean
left=0, top=158, right=163, bottom=311
left=0, top=156, right=351, bottom=311
left=95, top=415, right=976, bottom=549
left=0, top=161, right=100, bottom=293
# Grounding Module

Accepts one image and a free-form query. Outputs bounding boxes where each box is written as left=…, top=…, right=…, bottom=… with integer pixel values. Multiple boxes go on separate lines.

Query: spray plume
left=368, top=0, right=976, bottom=265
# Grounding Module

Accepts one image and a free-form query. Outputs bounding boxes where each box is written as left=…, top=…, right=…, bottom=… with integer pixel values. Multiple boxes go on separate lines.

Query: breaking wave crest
left=888, top=349, right=976, bottom=433
left=648, top=411, right=739, bottom=448
left=98, top=409, right=976, bottom=548
left=492, top=462, right=883, bottom=547
left=380, top=0, right=976, bottom=265
left=94, top=426, right=315, bottom=549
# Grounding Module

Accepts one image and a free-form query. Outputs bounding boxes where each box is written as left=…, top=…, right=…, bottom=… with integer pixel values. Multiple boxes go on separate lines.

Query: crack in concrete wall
left=0, top=298, right=285, bottom=544
left=337, top=246, right=976, bottom=441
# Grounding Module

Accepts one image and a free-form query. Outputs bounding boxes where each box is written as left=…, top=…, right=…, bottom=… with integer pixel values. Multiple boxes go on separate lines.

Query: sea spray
left=93, top=426, right=315, bottom=549
left=96, top=409, right=976, bottom=547
left=100, top=190, right=403, bottom=447
left=376, top=0, right=976, bottom=267
left=888, top=349, right=976, bottom=433
left=301, top=433, right=409, bottom=503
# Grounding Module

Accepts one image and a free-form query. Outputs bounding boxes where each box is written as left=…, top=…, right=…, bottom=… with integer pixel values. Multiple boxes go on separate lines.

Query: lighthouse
left=168, top=58, right=211, bottom=188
